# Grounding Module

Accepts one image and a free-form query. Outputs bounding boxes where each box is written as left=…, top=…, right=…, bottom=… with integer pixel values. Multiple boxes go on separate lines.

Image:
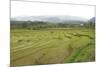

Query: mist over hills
left=11, top=16, right=95, bottom=29
left=11, top=15, right=89, bottom=24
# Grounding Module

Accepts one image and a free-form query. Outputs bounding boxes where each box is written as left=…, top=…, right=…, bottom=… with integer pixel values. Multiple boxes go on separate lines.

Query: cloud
left=11, top=1, right=95, bottom=19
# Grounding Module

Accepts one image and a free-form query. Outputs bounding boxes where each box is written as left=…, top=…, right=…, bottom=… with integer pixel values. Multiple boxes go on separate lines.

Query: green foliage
left=10, top=20, right=95, bottom=30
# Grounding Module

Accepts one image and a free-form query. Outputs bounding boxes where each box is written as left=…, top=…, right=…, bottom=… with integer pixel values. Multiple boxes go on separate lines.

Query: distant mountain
left=89, top=17, right=95, bottom=23
left=11, top=16, right=88, bottom=24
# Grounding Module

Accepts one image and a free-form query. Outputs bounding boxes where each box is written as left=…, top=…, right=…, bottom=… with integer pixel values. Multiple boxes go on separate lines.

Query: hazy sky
left=11, top=1, right=95, bottom=19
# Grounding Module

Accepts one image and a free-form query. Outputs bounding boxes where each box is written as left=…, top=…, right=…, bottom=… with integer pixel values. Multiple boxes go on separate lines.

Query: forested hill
left=10, top=16, right=95, bottom=29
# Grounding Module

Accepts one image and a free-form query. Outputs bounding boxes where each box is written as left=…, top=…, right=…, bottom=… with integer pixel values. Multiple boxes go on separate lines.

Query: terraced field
left=11, top=28, right=95, bottom=66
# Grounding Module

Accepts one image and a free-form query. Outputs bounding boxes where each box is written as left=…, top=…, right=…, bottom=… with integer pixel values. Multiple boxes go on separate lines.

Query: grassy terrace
left=11, top=28, right=95, bottom=66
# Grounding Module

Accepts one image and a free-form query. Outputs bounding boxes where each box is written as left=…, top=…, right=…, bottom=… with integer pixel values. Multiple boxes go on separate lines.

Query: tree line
left=10, top=20, right=95, bottom=30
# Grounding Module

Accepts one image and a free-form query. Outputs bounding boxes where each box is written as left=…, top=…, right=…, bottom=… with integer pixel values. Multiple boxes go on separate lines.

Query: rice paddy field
left=11, top=28, right=95, bottom=66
